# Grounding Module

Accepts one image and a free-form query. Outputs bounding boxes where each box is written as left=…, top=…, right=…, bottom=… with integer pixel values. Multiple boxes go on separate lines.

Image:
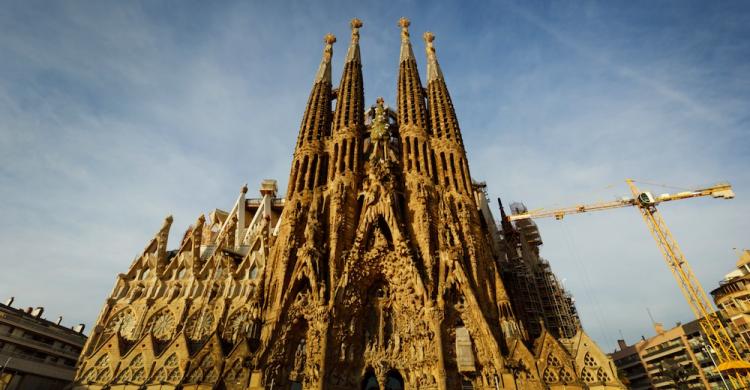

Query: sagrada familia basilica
left=74, top=18, right=625, bottom=390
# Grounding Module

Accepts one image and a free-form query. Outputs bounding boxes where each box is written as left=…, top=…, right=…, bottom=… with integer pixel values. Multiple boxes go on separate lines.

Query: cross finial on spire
left=323, top=33, right=336, bottom=60
left=345, top=18, right=363, bottom=63
left=350, top=18, right=363, bottom=43
left=423, top=31, right=436, bottom=55
left=398, top=17, right=415, bottom=62
left=315, top=33, right=336, bottom=83
left=398, top=17, right=410, bottom=42
left=423, top=32, right=442, bottom=82
left=324, top=33, right=337, bottom=45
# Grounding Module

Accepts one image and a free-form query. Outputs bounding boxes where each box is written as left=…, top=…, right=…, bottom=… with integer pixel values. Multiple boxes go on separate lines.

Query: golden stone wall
left=74, top=18, right=624, bottom=390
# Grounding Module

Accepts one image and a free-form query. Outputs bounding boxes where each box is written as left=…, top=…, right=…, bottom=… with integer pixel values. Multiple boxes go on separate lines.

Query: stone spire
left=423, top=31, right=444, bottom=83
left=423, top=31, right=470, bottom=194
left=345, top=17, right=362, bottom=63
left=396, top=17, right=437, bottom=289
left=397, top=17, right=429, bottom=132
left=398, top=17, right=415, bottom=62
left=333, top=18, right=365, bottom=134
left=314, top=33, right=336, bottom=84
left=327, top=19, right=366, bottom=299
left=288, top=34, right=336, bottom=198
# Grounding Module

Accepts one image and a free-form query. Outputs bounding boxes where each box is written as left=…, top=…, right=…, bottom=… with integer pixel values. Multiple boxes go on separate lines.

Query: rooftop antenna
left=646, top=307, right=657, bottom=326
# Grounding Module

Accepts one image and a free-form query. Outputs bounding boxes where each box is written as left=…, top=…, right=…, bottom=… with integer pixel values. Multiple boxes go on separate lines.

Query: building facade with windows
left=0, top=298, right=87, bottom=390
left=611, top=320, right=728, bottom=389
left=711, top=249, right=750, bottom=353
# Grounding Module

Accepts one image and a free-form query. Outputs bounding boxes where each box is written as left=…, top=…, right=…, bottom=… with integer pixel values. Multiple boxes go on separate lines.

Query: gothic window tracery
left=223, top=309, right=249, bottom=342
left=559, top=368, right=574, bottom=383
left=580, top=368, right=595, bottom=383
left=596, top=367, right=610, bottom=382
left=583, top=352, right=597, bottom=367
left=542, top=367, right=558, bottom=383
left=144, top=309, right=176, bottom=341
left=546, top=353, right=561, bottom=368
left=84, top=354, right=111, bottom=383
left=115, top=353, right=144, bottom=384
left=154, top=353, right=181, bottom=384
left=224, top=359, right=243, bottom=382
left=187, top=354, right=218, bottom=383
left=102, top=308, right=137, bottom=341
left=185, top=310, right=215, bottom=341
left=153, top=368, right=167, bottom=383
left=132, top=368, right=146, bottom=382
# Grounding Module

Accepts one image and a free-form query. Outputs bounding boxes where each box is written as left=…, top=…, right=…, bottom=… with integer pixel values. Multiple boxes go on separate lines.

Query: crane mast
left=505, top=179, right=750, bottom=387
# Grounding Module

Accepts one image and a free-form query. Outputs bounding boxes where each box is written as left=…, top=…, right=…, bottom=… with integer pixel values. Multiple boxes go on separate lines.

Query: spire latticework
left=288, top=34, right=336, bottom=198
left=333, top=18, right=365, bottom=135
left=397, top=17, right=429, bottom=133
left=424, top=32, right=471, bottom=195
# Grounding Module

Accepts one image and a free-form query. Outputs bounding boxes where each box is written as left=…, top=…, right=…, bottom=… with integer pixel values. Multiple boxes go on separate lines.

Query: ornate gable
left=561, top=330, right=624, bottom=389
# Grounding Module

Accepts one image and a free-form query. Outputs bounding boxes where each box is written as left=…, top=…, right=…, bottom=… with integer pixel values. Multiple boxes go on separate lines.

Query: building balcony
left=0, top=331, right=80, bottom=361
left=642, top=343, right=685, bottom=361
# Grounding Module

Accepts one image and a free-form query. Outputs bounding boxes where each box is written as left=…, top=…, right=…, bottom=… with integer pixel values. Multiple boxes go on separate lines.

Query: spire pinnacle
left=423, top=31, right=443, bottom=82
left=346, top=18, right=363, bottom=63
left=314, top=33, right=336, bottom=83
left=398, top=17, right=415, bottom=62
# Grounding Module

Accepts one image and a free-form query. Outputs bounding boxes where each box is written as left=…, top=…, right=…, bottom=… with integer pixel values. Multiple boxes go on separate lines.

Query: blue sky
left=1, top=1, right=748, bottom=352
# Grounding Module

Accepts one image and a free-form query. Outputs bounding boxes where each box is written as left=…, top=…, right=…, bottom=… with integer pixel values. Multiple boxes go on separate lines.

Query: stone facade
left=74, top=19, right=624, bottom=390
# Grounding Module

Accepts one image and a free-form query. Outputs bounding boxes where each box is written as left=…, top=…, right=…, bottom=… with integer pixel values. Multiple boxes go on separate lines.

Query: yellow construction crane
left=506, top=179, right=750, bottom=387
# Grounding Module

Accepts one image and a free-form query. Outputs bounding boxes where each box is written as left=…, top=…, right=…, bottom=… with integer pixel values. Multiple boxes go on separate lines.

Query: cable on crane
left=557, top=220, right=616, bottom=350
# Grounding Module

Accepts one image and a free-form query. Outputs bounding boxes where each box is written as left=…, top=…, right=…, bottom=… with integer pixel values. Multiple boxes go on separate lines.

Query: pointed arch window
left=298, top=156, right=309, bottom=193
left=361, top=370, right=378, bottom=390
left=413, top=137, right=421, bottom=173
left=340, top=139, right=348, bottom=173
left=385, top=370, right=404, bottom=390
left=307, top=155, right=318, bottom=190
left=348, top=139, right=356, bottom=170
left=331, top=144, right=339, bottom=180
left=405, top=137, right=412, bottom=170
